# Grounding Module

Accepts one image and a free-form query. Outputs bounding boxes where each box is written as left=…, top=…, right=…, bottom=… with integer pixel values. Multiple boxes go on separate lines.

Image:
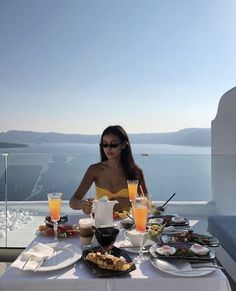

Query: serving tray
left=82, top=246, right=136, bottom=277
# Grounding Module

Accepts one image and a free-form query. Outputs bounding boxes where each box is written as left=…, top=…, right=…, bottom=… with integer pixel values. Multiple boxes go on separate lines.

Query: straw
left=139, top=185, right=145, bottom=197
left=161, top=193, right=176, bottom=208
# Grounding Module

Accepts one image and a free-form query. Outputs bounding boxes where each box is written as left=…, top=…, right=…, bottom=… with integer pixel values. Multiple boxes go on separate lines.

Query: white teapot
left=93, top=196, right=118, bottom=227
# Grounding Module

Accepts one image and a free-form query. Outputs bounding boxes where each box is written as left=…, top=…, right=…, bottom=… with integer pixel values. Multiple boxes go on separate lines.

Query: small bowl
left=95, top=227, right=119, bottom=247
left=148, top=217, right=164, bottom=225
left=120, top=219, right=134, bottom=230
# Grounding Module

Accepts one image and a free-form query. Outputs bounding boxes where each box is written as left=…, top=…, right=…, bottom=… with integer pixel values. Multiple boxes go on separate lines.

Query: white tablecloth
left=0, top=217, right=232, bottom=291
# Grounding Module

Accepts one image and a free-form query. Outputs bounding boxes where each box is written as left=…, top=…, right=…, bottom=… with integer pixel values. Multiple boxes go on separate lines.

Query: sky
left=0, top=0, right=236, bottom=134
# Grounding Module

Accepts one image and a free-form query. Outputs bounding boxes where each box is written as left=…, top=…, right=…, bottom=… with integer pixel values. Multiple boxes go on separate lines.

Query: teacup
left=124, top=229, right=148, bottom=247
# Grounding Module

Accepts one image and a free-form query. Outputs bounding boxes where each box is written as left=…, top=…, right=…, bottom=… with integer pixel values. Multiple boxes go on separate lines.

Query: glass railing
left=0, top=147, right=211, bottom=248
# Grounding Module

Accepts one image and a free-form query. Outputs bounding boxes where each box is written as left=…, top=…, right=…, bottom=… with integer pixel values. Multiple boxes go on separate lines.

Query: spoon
left=161, top=193, right=176, bottom=208
left=92, top=225, right=103, bottom=235
left=126, top=214, right=134, bottom=222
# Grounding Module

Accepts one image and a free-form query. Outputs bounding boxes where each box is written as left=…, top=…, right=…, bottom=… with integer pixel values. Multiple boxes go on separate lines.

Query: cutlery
left=22, top=256, right=32, bottom=271
left=161, top=193, right=176, bottom=208
left=92, top=225, right=103, bottom=235
left=191, top=264, right=224, bottom=270
left=126, top=214, right=134, bottom=222
left=34, top=259, right=46, bottom=272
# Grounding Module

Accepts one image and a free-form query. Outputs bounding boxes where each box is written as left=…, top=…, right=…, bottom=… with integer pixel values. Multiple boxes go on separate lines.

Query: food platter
left=82, top=246, right=136, bottom=277
left=149, top=243, right=215, bottom=261
left=148, top=215, right=189, bottom=227
left=37, top=224, right=80, bottom=238
left=161, top=232, right=219, bottom=247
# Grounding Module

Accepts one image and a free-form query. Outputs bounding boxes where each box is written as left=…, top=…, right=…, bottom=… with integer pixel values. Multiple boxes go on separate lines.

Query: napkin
left=116, top=238, right=154, bottom=249
left=21, top=242, right=54, bottom=271
left=155, top=259, right=192, bottom=272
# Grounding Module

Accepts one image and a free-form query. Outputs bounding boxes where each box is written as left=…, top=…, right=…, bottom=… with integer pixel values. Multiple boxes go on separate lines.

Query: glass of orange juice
left=132, top=197, right=148, bottom=263
left=47, top=192, right=63, bottom=240
left=127, top=180, right=139, bottom=202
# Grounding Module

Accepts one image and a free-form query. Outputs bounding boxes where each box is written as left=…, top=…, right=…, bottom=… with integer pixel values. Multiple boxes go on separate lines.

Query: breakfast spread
left=38, top=224, right=79, bottom=238
left=149, top=223, right=166, bottom=240
left=113, top=211, right=129, bottom=220
left=190, top=243, right=210, bottom=256
left=162, top=230, right=219, bottom=246
left=155, top=243, right=211, bottom=257
left=148, top=215, right=188, bottom=227
left=155, top=245, right=176, bottom=256
left=85, top=251, right=133, bottom=271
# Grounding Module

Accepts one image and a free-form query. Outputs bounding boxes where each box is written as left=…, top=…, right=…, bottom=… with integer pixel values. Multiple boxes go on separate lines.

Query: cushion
left=208, top=216, right=236, bottom=262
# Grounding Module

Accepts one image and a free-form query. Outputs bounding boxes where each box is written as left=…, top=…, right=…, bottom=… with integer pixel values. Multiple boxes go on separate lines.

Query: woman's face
left=101, top=133, right=124, bottom=160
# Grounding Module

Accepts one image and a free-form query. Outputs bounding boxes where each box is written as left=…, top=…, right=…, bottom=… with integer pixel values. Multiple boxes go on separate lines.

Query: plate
left=21, top=242, right=82, bottom=271
left=122, top=244, right=153, bottom=254
left=150, top=256, right=215, bottom=277
left=148, top=215, right=189, bottom=227
left=82, top=246, right=136, bottom=277
left=149, top=243, right=215, bottom=261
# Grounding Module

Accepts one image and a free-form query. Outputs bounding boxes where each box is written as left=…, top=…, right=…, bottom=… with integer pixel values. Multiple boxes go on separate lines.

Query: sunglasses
left=100, top=143, right=121, bottom=148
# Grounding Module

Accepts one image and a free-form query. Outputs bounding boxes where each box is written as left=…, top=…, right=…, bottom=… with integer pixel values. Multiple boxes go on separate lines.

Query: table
left=0, top=216, right=232, bottom=291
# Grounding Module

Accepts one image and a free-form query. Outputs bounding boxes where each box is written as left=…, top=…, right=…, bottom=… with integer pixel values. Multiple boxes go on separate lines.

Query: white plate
left=22, top=242, right=82, bottom=272
left=123, top=246, right=148, bottom=254
left=150, top=257, right=215, bottom=277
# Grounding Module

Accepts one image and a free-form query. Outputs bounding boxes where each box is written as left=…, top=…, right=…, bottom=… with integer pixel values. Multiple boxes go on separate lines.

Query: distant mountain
left=0, top=142, right=28, bottom=148
left=0, top=128, right=211, bottom=147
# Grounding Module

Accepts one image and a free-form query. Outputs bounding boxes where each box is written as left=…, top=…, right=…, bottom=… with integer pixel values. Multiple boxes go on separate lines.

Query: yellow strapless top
left=95, top=186, right=129, bottom=200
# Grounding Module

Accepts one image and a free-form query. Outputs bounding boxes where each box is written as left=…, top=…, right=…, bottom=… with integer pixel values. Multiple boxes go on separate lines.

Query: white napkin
left=116, top=238, right=154, bottom=248
left=155, top=259, right=192, bottom=272
left=21, top=242, right=54, bottom=271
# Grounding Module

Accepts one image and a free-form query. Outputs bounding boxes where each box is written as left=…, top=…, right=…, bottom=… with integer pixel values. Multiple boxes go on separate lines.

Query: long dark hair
left=99, top=125, right=142, bottom=180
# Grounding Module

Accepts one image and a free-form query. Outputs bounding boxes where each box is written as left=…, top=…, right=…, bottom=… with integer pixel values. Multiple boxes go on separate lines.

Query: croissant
left=85, top=252, right=133, bottom=271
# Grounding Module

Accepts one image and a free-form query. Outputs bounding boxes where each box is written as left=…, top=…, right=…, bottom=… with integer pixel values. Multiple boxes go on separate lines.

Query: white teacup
left=124, top=229, right=148, bottom=247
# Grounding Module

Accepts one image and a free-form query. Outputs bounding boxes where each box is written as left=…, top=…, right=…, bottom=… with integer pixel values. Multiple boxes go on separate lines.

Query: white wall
left=211, top=87, right=236, bottom=214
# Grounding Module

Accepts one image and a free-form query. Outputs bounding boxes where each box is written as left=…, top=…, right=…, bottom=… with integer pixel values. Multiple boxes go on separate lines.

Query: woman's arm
left=69, top=165, right=96, bottom=214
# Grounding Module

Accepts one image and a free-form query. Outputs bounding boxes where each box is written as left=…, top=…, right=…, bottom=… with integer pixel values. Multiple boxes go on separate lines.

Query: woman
left=69, top=125, right=148, bottom=215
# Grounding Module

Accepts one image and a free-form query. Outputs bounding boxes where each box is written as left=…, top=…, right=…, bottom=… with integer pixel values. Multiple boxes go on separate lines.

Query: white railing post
left=2, top=153, right=9, bottom=247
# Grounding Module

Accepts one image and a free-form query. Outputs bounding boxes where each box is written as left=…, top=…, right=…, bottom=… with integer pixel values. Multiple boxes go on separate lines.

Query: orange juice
left=48, top=198, right=62, bottom=221
left=127, top=180, right=138, bottom=202
left=133, top=204, right=148, bottom=232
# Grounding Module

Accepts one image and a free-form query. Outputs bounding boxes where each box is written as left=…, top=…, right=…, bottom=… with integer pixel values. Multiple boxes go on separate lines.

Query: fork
left=22, top=256, right=33, bottom=271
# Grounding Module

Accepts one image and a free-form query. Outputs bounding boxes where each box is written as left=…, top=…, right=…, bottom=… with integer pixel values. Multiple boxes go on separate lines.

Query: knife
left=34, top=259, right=46, bottom=272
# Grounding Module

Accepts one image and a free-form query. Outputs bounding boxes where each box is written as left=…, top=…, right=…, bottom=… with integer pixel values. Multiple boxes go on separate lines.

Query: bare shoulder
left=88, top=162, right=107, bottom=173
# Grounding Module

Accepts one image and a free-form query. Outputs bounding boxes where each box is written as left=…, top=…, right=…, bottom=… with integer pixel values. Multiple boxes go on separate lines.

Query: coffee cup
left=79, top=218, right=95, bottom=246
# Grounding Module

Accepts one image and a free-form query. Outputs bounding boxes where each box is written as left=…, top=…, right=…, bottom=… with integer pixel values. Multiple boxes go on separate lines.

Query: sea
left=0, top=143, right=211, bottom=202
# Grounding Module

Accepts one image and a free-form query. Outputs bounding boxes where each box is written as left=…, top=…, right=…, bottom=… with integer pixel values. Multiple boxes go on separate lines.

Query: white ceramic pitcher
left=93, top=196, right=118, bottom=227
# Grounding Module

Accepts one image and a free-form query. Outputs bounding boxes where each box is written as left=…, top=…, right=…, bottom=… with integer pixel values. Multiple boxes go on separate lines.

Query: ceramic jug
left=93, top=196, right=118, bottom=227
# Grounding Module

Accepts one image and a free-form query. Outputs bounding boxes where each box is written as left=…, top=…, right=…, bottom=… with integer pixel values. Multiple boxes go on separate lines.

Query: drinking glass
left=47, top=192, right=63, bottom=241
left=127, top=180, right=139, bottom=202
left=132, top=197, right=148, bottom=263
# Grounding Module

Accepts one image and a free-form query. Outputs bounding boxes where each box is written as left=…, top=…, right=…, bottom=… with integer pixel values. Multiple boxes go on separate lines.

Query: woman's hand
left=81, top=199, right=94, bottom=215
left=112, top=197, right=131, bottom=212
